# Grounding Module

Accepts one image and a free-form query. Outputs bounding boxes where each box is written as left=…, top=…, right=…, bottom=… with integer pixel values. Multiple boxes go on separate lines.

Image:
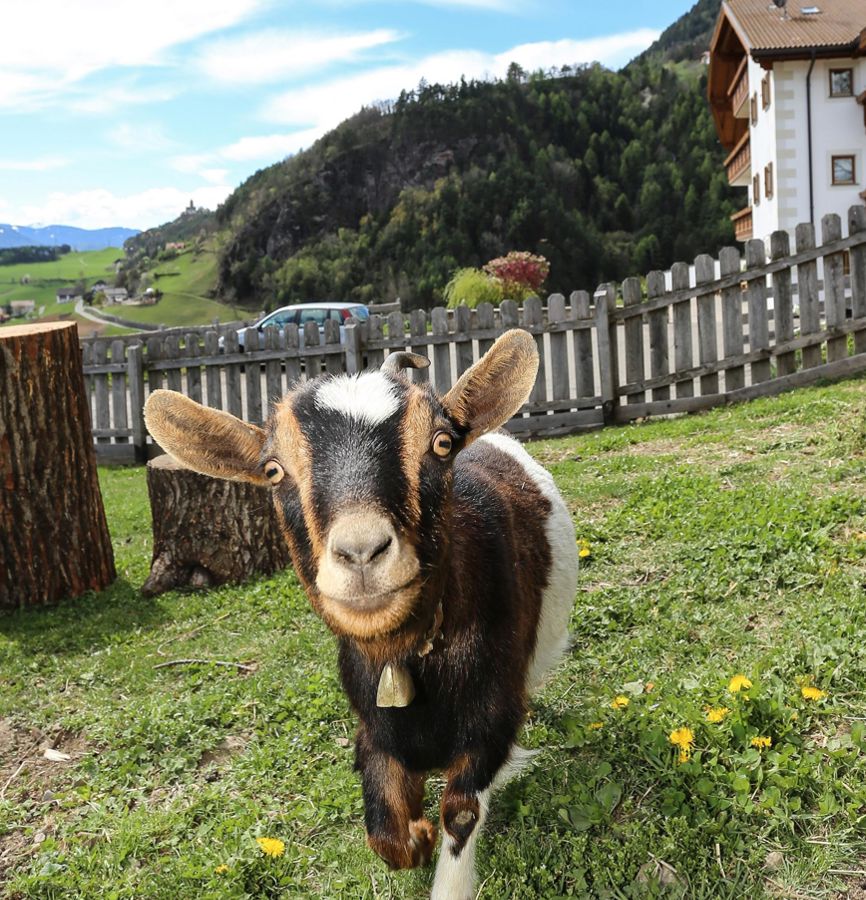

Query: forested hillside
left=204, top=0, right=734, bottom=309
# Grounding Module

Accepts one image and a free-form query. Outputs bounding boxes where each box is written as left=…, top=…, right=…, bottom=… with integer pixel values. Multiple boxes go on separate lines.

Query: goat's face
left=144, top=329, right=538, bottom=641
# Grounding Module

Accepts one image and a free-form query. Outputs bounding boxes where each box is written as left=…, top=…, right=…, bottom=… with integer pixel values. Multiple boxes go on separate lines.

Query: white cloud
left=196, top=28, right=402, bottom=85
left=220, top=127, right=325, bottom=160
left=105, top=122, right=176, bottom=152
left=69, top=84, right=179, bottom=116
left=17, top=185, right=233, bottom=231
left=0, top=156, right=68, bottom=172
left=262, top=30, right=659, bottom=129
left=200, top=168, right=230, bottom=184
left=0, top=0, right=265, bottom=110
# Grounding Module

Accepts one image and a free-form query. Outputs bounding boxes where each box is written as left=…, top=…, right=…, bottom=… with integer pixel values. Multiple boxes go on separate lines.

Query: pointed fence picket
left=81, top=206, right=866, bottom=462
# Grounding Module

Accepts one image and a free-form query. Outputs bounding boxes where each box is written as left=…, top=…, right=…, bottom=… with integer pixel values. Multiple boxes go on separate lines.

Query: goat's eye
left=431, top=431, right=453, bottom=458
left=264, top=460, right=285, bottom=485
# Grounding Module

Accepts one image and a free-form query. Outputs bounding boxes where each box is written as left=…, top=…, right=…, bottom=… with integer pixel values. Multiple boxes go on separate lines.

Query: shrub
left=443, top=267, right=503, bottom=309
left=483, top=251, right=549, bottom=300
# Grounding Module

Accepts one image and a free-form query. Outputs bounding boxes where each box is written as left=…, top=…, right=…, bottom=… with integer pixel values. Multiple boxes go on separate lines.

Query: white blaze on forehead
left=314, top=372, right=401, bottom=425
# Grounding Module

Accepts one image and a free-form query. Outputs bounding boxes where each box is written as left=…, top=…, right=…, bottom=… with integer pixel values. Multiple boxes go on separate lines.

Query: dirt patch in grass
left=0, top=719, right=89, bottom=803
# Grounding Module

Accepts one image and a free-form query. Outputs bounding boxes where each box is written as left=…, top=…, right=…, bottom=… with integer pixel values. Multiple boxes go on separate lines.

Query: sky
left=0, top=0, right=696, bottom=231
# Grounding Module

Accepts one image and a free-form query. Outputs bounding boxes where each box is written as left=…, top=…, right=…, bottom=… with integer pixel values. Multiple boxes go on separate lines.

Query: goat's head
left=144, top=329, right=537, bottom=642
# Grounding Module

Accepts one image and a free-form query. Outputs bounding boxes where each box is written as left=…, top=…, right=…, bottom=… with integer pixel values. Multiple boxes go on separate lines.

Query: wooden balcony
left=724, top=131, right=751, bottom=186
left=727, top=57, right=749, bottom=118
left=730, top=206, right=753, bottom=242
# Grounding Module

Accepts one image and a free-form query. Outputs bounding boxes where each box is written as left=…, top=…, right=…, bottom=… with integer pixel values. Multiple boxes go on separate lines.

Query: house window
left=753, top=173, right=761, bottom=205
left=832, top=155, right=856, bottom=185
left=765, top=162, right=774, bottom=199
left=830, top=68, right=854, bottom=98
left=761, top=74, right=771, bottom=109
left=750, top=93, right=758, bottom=125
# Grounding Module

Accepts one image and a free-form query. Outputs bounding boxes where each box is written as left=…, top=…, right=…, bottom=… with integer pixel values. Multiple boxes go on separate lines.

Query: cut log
left=142, top=454, right=289, bottom=596
left=0, top=322, right=115, bottom=610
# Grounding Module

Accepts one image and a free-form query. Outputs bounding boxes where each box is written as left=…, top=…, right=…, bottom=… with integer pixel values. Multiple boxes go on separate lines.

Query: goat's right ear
left=144, top=390, right=269, bottom=485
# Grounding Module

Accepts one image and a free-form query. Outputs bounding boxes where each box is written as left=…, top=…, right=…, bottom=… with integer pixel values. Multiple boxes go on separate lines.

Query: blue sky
left=0, top=0, right=696, bottom=231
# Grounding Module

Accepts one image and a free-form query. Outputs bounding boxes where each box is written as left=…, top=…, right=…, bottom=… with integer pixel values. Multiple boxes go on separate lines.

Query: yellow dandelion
left=751, top=736, right=772, bottom=750
left=728, top=674, right=753, bottom=693
left=215, top=864, right=229, bottom=875
left=256, top=837, right=285, bottom=858
left=678, top=749, right=691, bottom=764
left=611, top=695, right=630, bottom=709
left=669, top=727, right=695, bottom=751
left=705, top=706, right=731, bottom=724
left=579, top=547, right=591, bottom=559
left=801, top=685, right=827, bottom=701
left=588, top=722, right=603, bottom=730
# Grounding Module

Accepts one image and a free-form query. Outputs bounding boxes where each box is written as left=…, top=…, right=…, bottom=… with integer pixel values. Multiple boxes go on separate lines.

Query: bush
left=443, top=268, right=503, bottom=309
left=483, top=251, right=549, bottom=300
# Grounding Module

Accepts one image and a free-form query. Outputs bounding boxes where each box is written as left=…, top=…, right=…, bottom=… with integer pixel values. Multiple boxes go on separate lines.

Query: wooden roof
left=724, top=0, right=863, bottom=53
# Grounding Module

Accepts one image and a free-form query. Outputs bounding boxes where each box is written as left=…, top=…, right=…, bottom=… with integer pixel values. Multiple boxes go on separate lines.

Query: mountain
left=0, top=223, right=139, bottom=251
left=633, top=0, right=722, bottom=66
left=141, top=0, right=733, bottom=311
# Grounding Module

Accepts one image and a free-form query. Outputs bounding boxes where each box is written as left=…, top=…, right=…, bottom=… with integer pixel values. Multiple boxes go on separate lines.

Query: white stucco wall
left=747, top=55, right=780, bottom=241
left=762, top=57, right=866, bottom=244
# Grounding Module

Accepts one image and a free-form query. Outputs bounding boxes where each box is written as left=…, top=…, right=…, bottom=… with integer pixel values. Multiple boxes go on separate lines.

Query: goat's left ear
left=442, top=329, right=538, bottom=445
left=144, top=390, right=269, bottom=485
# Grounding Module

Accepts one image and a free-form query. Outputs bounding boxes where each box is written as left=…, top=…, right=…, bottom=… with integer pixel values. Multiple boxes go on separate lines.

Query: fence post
left=594, top=283, right=618, bottom=426
left=850, top=205, right=866, bottom=356
left=345, top=321, right=362, bottom=375
left=128, top=343, right=147, bottom=463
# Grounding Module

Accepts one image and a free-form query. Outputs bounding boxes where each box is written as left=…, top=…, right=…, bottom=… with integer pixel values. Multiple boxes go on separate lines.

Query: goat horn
left=381, top=351, right=430, bottom=376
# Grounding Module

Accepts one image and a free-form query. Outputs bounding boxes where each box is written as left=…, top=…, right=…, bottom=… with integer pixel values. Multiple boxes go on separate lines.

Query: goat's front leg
left=432, top=745, right=511, bottom=900
left=355, top=726, right=437, bottom=870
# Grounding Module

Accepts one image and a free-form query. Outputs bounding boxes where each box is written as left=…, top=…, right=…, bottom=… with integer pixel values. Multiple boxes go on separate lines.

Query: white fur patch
left=431, top=789, right=490, bottom=900
left=476, top=432, right=579, bottom=691
left=314, top=372, right=400, bottom=425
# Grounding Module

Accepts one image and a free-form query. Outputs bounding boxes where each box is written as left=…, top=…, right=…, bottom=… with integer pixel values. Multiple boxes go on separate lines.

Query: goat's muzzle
left=315, top=507, right=421, bottom=635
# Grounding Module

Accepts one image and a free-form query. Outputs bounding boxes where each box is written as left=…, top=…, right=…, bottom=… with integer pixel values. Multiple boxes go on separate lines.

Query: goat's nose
left=328, top=518, right=395, bottom=569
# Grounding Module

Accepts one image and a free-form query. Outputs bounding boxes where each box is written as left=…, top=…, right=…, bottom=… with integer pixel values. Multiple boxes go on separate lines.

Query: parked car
left=219, top=302, right=370, bottom=351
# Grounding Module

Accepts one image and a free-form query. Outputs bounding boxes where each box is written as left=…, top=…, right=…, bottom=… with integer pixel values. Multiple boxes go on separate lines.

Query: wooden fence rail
left=81, top=207, right=866, bottom=463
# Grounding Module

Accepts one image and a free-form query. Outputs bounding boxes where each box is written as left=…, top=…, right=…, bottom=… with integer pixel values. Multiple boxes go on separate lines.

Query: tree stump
left=142, top=454, right=290, bottom=597
left=0, top=322, right=115, bottom=610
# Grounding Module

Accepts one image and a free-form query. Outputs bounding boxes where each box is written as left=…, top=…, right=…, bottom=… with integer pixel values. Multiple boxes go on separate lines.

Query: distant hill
left=633, top=0, right=721, bottom=66
left=0, top=224, right=139, bottom=251
left=123, top=206, right=216, bottom=262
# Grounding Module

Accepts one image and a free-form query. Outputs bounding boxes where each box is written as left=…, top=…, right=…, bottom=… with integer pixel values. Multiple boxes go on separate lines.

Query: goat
left=143, top=329, right=579, bottom=899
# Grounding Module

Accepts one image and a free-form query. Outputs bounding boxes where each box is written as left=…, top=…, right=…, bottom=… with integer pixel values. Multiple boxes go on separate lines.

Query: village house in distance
left=708, top=0, right=865, bottom=242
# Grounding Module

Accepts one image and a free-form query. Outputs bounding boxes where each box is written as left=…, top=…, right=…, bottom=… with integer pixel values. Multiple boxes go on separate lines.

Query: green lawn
left=4, top=379, right=866, bottom=897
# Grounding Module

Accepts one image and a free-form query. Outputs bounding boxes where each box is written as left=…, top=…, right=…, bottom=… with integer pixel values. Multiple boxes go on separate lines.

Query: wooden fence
left=82, top=207, right=866, bottom=463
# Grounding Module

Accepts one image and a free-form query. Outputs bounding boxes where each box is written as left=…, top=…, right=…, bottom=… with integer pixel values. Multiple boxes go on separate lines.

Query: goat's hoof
left=408, top=817, right=438, bottom=866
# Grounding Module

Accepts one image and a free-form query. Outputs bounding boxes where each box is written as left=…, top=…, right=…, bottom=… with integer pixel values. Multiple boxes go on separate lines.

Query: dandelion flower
left=669, top=727, right=695, bottom=763
left=256, top=837, right=285, bottom=858
left=728, top=674, right=753, bottom=693
left=215, top=865, right=229, bottom=874
left=751, top=736, right=772, bottom=750
left=588, top=722, right=603, bottom=730
left=611, top=695, right=630, bottom=709
left=801, top=685, right=827, bottom=701
left=669, top=727, right=695, bottom=750
left=579, top=547, right=591, bottom=559
left=705, top=706, right=731, bottom=724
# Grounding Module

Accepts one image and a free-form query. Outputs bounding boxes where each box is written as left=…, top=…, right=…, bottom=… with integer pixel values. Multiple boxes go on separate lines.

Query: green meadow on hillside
left=0, top=246, right=238, bottom=331
left=4, top=377, right=866, bottom=897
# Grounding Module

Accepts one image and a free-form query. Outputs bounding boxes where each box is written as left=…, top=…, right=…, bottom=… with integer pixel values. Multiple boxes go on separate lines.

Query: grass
left=0, top=247, right=239, bottom=333
left=4, top=378, right=866, bottom=897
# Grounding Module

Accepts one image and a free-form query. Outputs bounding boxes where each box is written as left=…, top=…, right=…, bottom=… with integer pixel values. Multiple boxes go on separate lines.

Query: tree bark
left=0, top=322, right=115, bottom=610
left=142, top=454, right=289, bottom=597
